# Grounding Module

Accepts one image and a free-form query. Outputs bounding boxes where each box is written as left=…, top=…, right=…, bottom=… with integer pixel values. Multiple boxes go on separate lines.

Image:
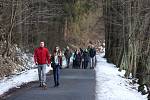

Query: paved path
left=6, top=69, right=95, bottom=100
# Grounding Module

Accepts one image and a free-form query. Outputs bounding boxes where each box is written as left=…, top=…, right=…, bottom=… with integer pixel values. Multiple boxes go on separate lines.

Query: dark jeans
left=73, top=61, right=81, bottom=69
left=81, top=60, right=84, bottom=69
left=53, top=64, right=60, bottom=86
left=66, top=58, right=70, bottom=68
left=84, top=61, right=88, bottom=69
left=72, top=60, right=76, bottom=68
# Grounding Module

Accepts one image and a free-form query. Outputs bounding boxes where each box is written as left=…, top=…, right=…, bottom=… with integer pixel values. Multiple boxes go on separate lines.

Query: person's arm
left=51, top=56, right=55, bottom=68
left=46, top=49, right=51, bottom=64
left=94, top=48, right=96, bottom=56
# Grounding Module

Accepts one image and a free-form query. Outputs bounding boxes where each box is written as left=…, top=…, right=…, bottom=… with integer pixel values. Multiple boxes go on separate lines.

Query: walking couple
left=34, top=41, right=62, bottom=89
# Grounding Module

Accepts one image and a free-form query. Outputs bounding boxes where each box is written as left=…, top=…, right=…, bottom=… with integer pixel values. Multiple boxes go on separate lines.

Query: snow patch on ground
left=95, top=53, right=148, bottom=100
left=0, top=65, right=52, bottom=96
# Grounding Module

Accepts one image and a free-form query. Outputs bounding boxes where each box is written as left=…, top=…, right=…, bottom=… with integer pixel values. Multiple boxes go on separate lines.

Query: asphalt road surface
left=6, top=69, right=95, bottom=100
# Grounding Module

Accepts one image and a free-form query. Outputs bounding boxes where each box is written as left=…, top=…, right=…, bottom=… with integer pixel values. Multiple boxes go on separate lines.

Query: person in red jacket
left=34, top=41, right=50, bottom=89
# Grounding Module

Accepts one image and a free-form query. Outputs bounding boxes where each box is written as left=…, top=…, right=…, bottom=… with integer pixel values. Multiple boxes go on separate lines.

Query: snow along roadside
left=0, top=66, right=52, bottom=96
left=95, top=53, right=148, bottom=100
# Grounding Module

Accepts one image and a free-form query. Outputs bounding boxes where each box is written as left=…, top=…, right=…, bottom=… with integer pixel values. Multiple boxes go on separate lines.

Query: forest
left=0, top=0, right=104, bottom=79
left=103, top=0, right=150, bottom=96
left=0, top=0, right=149, bottom=98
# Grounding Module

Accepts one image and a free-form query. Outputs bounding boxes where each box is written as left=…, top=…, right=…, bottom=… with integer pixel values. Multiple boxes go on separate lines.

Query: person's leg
left=88, top=57, right=91, bottom=68
left=76, top=61, right=79, bottom=69
left=79, top=61, right=81, bottom=69
left=38, top=65, right=42, bottom=86
left=56, top=65, right=60, bottom=86
left=40, top=64, right=47, bottom=89
left=72, top=60, right=75, bottom=68
left=67, top=58, right=70, bottom=68
left=77, top=61, right=80, bottom=69
left=74, top=61, right=76, bottom=68
left=92, top=58, right=94, bottom=68
left=41, top=64, right=46, bottom=86
left=85, top=61, right=88, bottom=69
left=66, top=59, right=68, bottom=68
left=83, top=61, right=86, bottom=69
left=80, top=60, right=82, bottom=69
left=90, top=58, right=92, bottom=68
left=82, top=60, right=84, bottom=69
left=94, top=56, right=97, bottom=66
left=53, top=68, right=57, bottom=86
left=74, top=60, right=77, bottom=69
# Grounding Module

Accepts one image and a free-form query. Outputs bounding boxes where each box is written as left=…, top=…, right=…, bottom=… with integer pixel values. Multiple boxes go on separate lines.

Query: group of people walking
left=34, top=41, right=96, bottom=89
left=71, top=45, right=96, bottom=69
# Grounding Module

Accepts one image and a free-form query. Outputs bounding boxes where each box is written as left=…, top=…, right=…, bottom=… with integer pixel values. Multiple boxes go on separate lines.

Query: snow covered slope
left=95, top=53, right=148, bottom=100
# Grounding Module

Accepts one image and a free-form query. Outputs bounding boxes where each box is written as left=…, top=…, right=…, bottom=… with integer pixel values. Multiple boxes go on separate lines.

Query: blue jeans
left=38, top=64, right=46, bottom=85
left=90, top=57, right=95, bottom=68
left=53, top=64, right=60, bottom=86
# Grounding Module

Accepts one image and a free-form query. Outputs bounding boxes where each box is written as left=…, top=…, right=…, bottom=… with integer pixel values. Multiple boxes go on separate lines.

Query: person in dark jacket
left=73, top=49, right=82, bottom=69
left=80, top=48, right=84, bottom=69
left=34, top=41, right=50, bottom=89
left=64, top=46, right=72, bottom=68
left=82, top=49, right=90, bottom=69
left=80, top=48, right=83, bottom=55
left=89, top=45, right=96, bottom=69
left=72, top=50, right=76, bottom=69
left=51, top=46, right=62, bottom=87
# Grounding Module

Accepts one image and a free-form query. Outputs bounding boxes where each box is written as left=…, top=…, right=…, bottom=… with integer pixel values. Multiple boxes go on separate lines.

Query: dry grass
left=0, top=42, right=24, bottom=78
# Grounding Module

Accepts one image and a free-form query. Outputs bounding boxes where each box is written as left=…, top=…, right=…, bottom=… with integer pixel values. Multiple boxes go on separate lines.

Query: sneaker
left=42, top=84, right=48, bottom=89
